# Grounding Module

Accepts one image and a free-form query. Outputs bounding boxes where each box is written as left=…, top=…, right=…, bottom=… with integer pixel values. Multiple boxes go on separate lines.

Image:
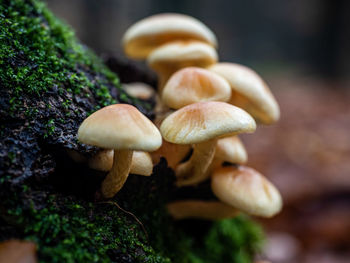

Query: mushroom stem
left=157, top=71, right=173, bottom=96
left=158, top=74, right=168, bottom=95
left=203, top=158, right=222, bottom=178
left=176, top=138, right=217, bottom=186
left=154, top=95, right=172, bottom=128
left=101, top=149, right=133, bottom=198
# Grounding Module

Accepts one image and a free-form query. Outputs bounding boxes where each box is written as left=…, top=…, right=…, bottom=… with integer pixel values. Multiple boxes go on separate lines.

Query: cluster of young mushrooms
left=77, top=14, right=282, bottom=220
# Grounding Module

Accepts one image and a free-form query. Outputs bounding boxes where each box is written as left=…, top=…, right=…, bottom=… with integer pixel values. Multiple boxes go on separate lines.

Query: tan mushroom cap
left=148, top=41, right=218, bottom=74
left=78, top=104, right=162, bottom=151
left=162, top=67, right=231, bottom=109
left=167, top=200, right=239, bottom=220
left=130, top=151, right=153, bottom=176
left=215, top=136, right=247, bottom=164
left=89, top=149, right=113, bottom=171
left=89, top=150, right=153, bottom=176
left=208, top=63, right=280, bottom=124
left=211, top=166, right=282, bottom=217
left=122, top=13, right=217, bottom=59
left=122, top=82, right=155, bottom=100
left=160, top=101, right=256, bottom=145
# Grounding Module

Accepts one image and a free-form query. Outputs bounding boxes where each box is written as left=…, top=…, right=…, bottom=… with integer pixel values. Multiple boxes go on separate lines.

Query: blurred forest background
left=46, top=1, right=350, bottom=262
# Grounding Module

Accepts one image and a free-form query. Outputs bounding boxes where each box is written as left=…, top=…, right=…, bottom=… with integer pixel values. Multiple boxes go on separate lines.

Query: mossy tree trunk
left=0, top=1, right=263, bottom=262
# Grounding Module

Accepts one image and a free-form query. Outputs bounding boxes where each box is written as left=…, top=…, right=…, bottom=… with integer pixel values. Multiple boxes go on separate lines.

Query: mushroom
left=78, top=104, right=162, bottom=198
left=122, top=13, right=217, bottom=59
left=88, top=149, right=112, bottom=172
left=148, top=41, right=218, bottom=93
left=205, top=135, right=248, bottom=179
left=129, top=151, right=154, bottom=176
left=150, top=139, right=191, bottom=169
left=167, top=200, right=239, bottom=220
left=208, top=63, right=280, bottom=124
left=211, top=165, right=282, bottom=217
left=122, top=82, right=155, bottom=100
left=160, top=101, right=256, bottom=186
left=89, top=150, right=154, bottom=176
left=161, top=67, right=231, bottom=109
left=213, top=135, right=247, bottom=166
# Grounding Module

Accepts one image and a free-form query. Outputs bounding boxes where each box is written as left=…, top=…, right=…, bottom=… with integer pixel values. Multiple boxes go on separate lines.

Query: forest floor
left=242, top=75, right=350, bottom=263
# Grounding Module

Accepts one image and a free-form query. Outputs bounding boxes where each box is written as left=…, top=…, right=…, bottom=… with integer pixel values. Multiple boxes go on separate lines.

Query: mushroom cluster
left=77, top=13, right=282, bottom=220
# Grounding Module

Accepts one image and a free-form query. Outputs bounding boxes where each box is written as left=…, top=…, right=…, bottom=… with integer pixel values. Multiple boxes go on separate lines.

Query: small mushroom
left=122, top=82, right=155, bottom=100
left=129, top=151, right=154, bottom=176
left=205, top=135, right=248, bottom=179
left=78, top=104, right=162, bottom=198
left=211, top=165, right=282, bottom=217
left=161, top=67, right=231, bottom=109
left=208, top=63, right=280, bottom=124
left=148, top=41, right=218, bottom=92
left=89, top=150, right=153, bottom=176
left=160, top=101, right=256, bottom=186
left=88, top=149, right=112, bottom=172
left=122, top=13, right=217, bottom=59
left=167, top=200, right=239, bottom=220
left=215, top=135, right=247, bottom=164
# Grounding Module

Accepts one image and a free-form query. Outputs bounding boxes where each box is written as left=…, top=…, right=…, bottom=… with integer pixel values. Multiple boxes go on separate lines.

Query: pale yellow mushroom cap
left=211, top=166, right=283, bottom=217
left=122, top=13, right=217, bottom=59
left=130, top=151, right=153, bottom=176
left=78, top=104, right=162, bottom=151
left=162, top=67, right=231, bottom=109
left=167, top=200, right=239, bottom=220
left=208, top=63, right=280, bottom=124
left=215, top=136, right=247, bottom=164
left=89, top=150, right=153, bottom=176
left=160, top=101, right=256, bottom=145
left=122, top=82, right=155, bottom=100
left=89, top=149, right=113, bottom=171
left=147, top=41, right=218, bottom=74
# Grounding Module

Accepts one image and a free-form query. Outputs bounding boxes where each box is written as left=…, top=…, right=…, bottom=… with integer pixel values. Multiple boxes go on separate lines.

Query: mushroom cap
left=160, top=101, right=256, bottom=144
left=89, top=150, right=153, bottom=176
left=78, top=104, right=162, bottom=151
left=122, top=82, right=155, bottom=100
left=89, top=149, right=113, bottom=171
left=147, top=41, right=218, bottom=73
left=211, top=166, right=283, bottom=217
left=162, top=67, right=231, bottom=109
left=208, top=63, right=280, bottom=124
left=167, top=200, right=239, bottom=220
left=215, top=136, right=247, bottom=164
left=122, top=13, right=217, bottom=59
left=130, top=151, right=153, bottom=176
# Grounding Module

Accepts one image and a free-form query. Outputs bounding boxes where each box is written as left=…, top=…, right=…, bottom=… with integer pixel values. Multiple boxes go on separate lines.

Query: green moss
left=0, top=0, right=137, bottom=117
left=2, top=170, right=263, bottom=263
left=7, top=151, right=16, bottom=163
left=5, top=191, right=168, bottom=263
left=44, top=118, right=55, bottom=138
left=191, top=217, right=264, bottom=263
